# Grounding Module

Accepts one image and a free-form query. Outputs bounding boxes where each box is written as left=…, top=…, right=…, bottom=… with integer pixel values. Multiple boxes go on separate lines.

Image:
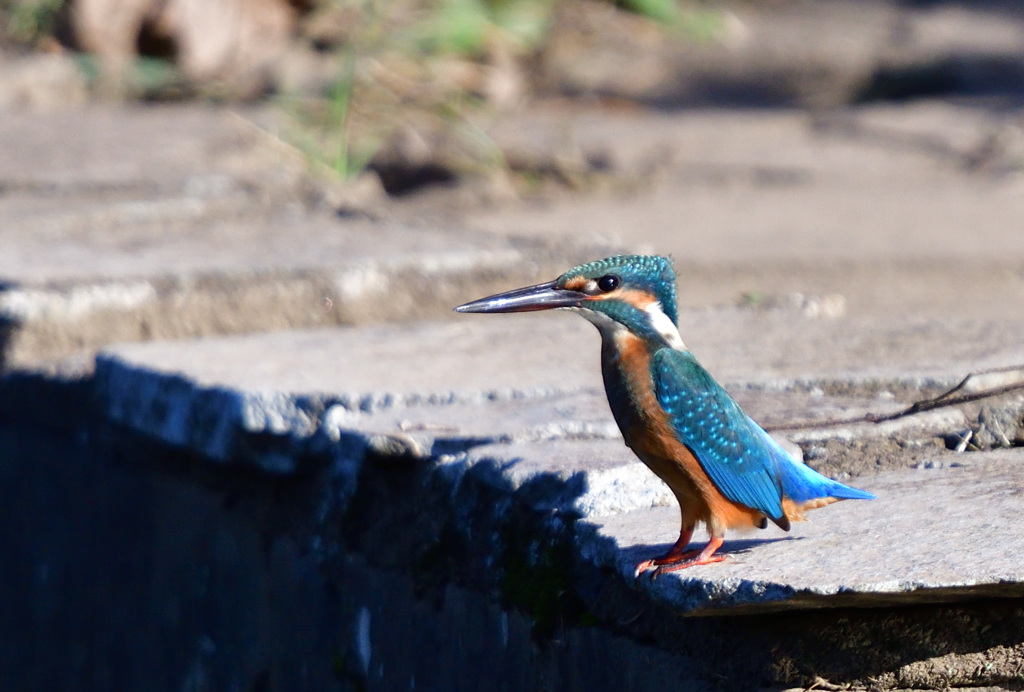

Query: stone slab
left=579, top=449, right=1024, bottom=615
left=449, top=436, right=1024, bottom=614
left=89, top=311, right=1024, bottom=615
left=472, top=101, right=1024, bottom=266
left=0, top=220, right=598, bottom=365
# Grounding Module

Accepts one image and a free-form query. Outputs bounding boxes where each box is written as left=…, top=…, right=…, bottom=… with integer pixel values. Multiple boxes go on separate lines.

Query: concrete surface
left=0, top=106, right=617, bottom=367
left=5, top=101, right=1024, bottom=368
left=586, top=450, right=1024, bottom=614
left=89, top=313, right=1024, bottom=617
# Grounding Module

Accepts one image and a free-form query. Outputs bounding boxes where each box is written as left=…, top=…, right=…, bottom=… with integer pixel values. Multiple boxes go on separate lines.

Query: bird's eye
left=597, top=275, right=620, bottom=292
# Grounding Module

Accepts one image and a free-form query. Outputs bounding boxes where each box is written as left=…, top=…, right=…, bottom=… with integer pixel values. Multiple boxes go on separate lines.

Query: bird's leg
left=633, top=525, right=694, bottom=577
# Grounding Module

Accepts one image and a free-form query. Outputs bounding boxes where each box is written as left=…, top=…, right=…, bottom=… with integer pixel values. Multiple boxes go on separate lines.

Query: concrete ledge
left=88, top=314, right=1024, bottom=621
left=0, top=304, right=1020, bottom=689
left=583, top=451, right=1024, bottom=614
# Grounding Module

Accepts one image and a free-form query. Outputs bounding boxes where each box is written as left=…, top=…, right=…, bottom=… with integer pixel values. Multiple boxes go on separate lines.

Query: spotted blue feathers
left=653, top=349, right=790, bottom=528
left=653, top=349, right=875, bottom=527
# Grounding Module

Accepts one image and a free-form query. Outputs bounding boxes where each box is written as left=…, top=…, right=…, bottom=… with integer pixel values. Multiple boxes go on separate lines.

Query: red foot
left=634, top=537, right=725, bottom=579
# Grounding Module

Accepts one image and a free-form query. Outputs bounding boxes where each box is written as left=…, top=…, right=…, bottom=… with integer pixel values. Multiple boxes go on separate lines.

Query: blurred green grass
left=281, top=0, right=713, bottom=184
left=1, top=0, right=63, bottom=47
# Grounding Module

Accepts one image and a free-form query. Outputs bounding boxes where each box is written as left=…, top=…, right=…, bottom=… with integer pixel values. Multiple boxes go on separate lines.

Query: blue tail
left=754, top=424, right=876, bottom=504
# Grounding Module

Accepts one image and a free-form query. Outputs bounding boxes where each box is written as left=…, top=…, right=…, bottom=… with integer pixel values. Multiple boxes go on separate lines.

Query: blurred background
left=3, top=0, right=1024, bottom=327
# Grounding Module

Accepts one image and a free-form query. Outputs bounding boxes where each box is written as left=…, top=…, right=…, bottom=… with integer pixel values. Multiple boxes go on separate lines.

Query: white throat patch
left=569, top=302, right=686, bottom=351
left=645, top=302, right=686, bottom=350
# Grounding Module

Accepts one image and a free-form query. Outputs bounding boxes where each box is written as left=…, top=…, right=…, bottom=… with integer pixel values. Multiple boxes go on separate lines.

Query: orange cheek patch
left=591, top=288, right=657, bottom=310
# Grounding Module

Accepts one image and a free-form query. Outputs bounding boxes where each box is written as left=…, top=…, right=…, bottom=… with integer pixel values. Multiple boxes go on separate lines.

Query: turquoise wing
left=652, top=348, right=788, bottom=528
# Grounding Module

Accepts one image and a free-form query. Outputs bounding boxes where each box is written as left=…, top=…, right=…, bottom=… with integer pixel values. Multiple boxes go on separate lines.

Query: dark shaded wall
left=0, top=424, right=706, bottom=692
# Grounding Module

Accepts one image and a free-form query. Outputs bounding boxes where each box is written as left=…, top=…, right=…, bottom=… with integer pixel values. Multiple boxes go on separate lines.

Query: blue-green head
left=455, top=254, right=684, bottom=349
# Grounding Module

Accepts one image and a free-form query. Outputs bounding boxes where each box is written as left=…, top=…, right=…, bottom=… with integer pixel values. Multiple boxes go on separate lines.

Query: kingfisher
left=455, top=254, right=874, bottom=577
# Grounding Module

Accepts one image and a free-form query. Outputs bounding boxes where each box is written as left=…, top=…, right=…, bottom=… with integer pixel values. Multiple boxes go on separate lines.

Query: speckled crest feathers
left=558, top=255, right=679, bottom=325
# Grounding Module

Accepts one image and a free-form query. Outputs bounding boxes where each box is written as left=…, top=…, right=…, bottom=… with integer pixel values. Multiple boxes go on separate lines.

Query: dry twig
left=765, top=364, right=1024, bottom=433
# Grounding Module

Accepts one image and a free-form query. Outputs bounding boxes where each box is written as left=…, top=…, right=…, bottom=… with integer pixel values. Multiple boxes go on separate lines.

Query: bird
left=455, top=254, right=875, bottom=577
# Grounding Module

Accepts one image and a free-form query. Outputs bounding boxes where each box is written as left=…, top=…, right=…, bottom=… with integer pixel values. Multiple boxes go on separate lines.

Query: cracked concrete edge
left=93, top=351, right=595, bottom=472
left=87, top=347, right=691, bottom=528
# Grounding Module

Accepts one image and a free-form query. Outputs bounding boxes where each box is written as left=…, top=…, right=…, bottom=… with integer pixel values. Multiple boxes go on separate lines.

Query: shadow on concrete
left=3, top=413, right=1024, bottom=690
left=895, top=0, right=1024, bottom=13
left=709, top=535, right=797, bottom=559
left=0, top=318, right=14, bottom=372
left=855, top=53, right=1024, bottom=104
left=622, top=535, right=798, bottom=573
left=0, top=421, right=350, bottom=692
left=636, top=48, right=1024, bottom=110
left=633, top=534, right=798, bottom=556
left=630, top=73, right=804, bottom=110
left=0, top=281, right=16, bottom=372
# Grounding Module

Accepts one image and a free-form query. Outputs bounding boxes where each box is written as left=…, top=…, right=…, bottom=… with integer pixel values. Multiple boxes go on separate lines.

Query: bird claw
left=633, top=559, right=658, bottom=578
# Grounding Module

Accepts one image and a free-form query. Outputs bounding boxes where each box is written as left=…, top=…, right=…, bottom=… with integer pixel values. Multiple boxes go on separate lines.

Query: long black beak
left=454, top=280, right=586, bottom=314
